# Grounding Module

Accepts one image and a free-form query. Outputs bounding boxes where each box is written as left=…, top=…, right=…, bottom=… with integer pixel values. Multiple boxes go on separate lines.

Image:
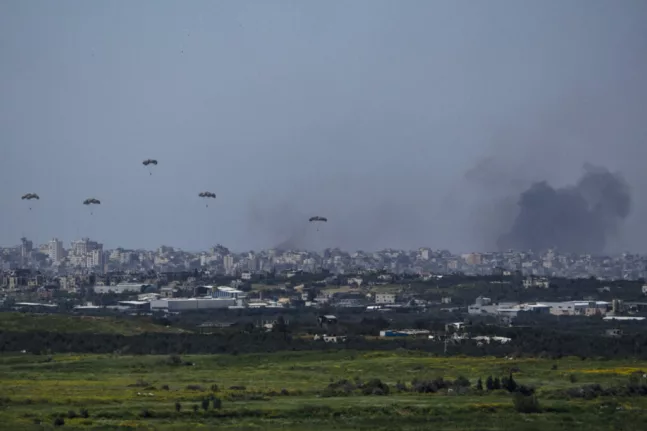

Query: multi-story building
left=48, top=238, right=65, bottom=263
left=70, top=238, right=100, bottom=256
left=20, top=238, right=33, bottom=258
left=224, top=255, right=234, bottom=274
left=419, top=248, right=430, bottom=261
left=462, top=253, right=483, bottom=266
left=88, top=249, right=105, bottom=269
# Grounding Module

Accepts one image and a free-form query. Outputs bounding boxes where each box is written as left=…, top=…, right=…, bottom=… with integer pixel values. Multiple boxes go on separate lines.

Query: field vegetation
left=0, top=313, right=184, bottom=335
left=2, top=350, right=647, bottom=430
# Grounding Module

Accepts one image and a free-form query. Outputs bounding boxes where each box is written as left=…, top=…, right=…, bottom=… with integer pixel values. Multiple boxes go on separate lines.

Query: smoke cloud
left=497, top=164, right=631, bottom=254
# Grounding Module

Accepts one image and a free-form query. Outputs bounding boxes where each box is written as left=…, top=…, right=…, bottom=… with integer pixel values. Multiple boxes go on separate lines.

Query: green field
left=0, top=313, right=184, bottom=335
left=2, top=350, right=647, bottom=430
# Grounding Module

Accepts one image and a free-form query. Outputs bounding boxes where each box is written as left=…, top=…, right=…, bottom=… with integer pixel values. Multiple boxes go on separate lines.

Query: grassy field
left=2, top=350, right=647, bottom=430
left=0, top=313, right=185, bottom=335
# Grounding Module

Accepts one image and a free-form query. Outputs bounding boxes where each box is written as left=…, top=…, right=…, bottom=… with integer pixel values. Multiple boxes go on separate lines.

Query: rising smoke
left=497, top=164, right=631, bottom=254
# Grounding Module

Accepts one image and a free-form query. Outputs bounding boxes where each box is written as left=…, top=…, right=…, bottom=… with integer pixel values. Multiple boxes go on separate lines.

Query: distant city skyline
left=4, top=234, right=647, bottom=283
left=6, top=234, right=647, bottom=257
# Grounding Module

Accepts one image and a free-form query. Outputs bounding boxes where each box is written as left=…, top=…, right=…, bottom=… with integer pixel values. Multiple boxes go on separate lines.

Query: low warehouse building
left=150, top=297, right=235, bottom=312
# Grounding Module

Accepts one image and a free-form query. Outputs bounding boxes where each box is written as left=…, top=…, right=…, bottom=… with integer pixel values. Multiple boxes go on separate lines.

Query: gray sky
left=2, top=0, right=646, bottom=253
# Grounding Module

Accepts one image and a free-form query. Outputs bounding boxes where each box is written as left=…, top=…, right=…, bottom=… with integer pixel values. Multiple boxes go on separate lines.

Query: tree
left=493, top=377, right=501, bottom=390
left=274, top=316, right=288, bottom=333
left=212, top=397, right=222, bottom=409
left=505, top=373, right=518, bottom=392
left=201, top=398, right=210, bottom=411
left=476, top=378, right=483, bottom=391
left=192, top=404, right=199, bottom=413
left=486, top=376, right=494, bottom=391
left=175, top=401, right=181, bottom=412
left=307, top=289, right=317, bottom=302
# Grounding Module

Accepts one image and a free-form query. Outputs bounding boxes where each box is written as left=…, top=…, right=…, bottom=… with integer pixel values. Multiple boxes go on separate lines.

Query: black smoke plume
left=497, top=164, right=631, bottom=254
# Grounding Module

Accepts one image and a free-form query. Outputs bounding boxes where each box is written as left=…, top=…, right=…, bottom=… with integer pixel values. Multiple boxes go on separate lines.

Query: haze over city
left=2, top=1, right=646, bottom=253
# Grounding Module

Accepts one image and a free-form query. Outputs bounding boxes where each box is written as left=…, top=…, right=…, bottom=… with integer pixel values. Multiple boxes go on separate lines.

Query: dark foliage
left=513, top=393, right=541, bottom=413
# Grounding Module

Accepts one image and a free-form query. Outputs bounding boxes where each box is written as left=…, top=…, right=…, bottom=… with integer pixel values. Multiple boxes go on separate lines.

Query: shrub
left=186, top=385, right=204, bottom=391
left=167, top=354, right=182, bottom=366
left=79, top=409, right=89, bottom=419
left=327, top=379, right=356, bottom=395
left=201, top=398, right=210, bottom=411
left=566, top=384, right=603, bottom=400
left=361, top=379, right=390, bottom=396
left=67, top=410, right=77, bottom=419
left=53, top=417, right=65, bottom=427
left=395, top=381, right=408, bottom=392
left=161, top=384, right=170, bottom=391
left=411, top=377, right=450, bottom=393
left=128, top=379, right=150, bottom=388
left=513, top=393, right=541, bottom=413
left=517, top=385, right=535, bottom=396
left=454, top=376, right=471, bottom=388
left=175, top=402, right=181, bottom=412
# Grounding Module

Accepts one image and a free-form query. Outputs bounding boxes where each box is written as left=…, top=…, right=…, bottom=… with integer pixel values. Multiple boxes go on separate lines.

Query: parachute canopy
left=142, top=159, right=158, bottom=166
left=83, top=198, right=101, bottom=205
left=199, top=192, right=216, bottom=207
left=309, top=216, right=327, bottom=222
left=21, top=193, right=40, bottom=200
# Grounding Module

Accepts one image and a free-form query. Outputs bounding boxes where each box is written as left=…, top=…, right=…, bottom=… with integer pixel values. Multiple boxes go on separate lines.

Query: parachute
left=21, top=193, right=40, bottom=210
left=83, top=198, right=101, bottom=215
left=199, top=192, right=216, bottom=207
left=142, top=159, right=158, bottom=175
left=309, top=216, right=327, bottom=231
left=309, top=216, right=327, bottom=222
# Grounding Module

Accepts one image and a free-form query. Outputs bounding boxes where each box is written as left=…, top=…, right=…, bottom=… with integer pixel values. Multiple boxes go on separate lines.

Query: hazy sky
left=2, top=0, right=646, bottom=253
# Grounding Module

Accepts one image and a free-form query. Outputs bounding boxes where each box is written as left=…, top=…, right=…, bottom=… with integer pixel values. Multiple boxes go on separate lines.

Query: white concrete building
left=375, top=293, right=396, bottom=304
left=214, top=286, right=246, bottom=299
left=93, top=283, right=147, bottom=294
left=47, top=238, right=64, bottom=263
